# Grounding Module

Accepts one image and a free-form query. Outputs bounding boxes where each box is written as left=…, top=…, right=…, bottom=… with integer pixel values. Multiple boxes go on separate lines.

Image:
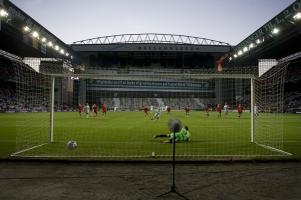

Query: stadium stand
left=284, top=61, right=301, bottom=113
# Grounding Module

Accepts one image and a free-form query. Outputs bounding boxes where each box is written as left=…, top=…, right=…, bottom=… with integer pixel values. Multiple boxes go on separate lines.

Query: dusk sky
left=11, top=0, right=295, bottom=45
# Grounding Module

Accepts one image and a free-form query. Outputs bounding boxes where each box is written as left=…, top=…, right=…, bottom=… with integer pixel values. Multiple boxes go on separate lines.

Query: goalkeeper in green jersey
left=154, top=126, right=190, bottom=143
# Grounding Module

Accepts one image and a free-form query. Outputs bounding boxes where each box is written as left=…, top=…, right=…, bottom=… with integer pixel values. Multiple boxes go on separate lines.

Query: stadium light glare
left=229, top=57, right=232, bottom=61
left=233, top=54, right=238, bottom=58
left=41, top=37, right=47, bottom=42
left=272, top=28, right=280, bottom=34
left=66, top=53, right=69, bottom=56
left=293, top=12, right=301, bottom=20
left=0, top=9, right=9, bottom=18
left=238, top=50, right=243, bottom=56
left=31, top=31, right=39, bottom=38
left=249, top=43, right=254, bottom=48
left=47, top=41, right=53, bottom=47
left=60, top=49, right=65, bottom=54
left=23, top=26, right=31, bottom=32
left=243, top=47, right=248, bottom=52
left=256, top=39, right=261, bottom=44
left=55, top=45, right=60, bottom=51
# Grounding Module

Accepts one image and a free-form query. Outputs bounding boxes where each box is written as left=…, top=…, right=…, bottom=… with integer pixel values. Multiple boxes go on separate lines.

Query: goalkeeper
left=154, top=126, right=190, bottom=143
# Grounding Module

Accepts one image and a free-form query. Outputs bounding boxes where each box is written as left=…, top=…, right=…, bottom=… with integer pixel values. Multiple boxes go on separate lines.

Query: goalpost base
left=254, top=142, right=292, bottom=156
left=10, top=141, right=292, bottom=159
left=10, top=143, right=48, bottom=157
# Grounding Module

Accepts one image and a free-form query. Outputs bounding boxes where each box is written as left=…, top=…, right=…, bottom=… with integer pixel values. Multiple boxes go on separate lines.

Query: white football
left=67, top=140, right=77, bottom=150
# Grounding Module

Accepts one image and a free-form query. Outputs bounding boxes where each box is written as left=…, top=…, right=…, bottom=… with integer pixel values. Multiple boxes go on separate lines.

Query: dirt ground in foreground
left=0, top=161, right=300, bottom=200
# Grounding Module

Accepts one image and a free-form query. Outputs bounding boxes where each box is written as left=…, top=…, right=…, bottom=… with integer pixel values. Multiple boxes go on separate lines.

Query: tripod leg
left=157, top=189, right=173, bottom=197
left=174, top=189, right=190, bottom=200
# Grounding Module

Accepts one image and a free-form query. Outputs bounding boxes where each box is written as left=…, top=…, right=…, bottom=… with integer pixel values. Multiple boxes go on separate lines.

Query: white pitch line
left=12, top=154, right=290, bottom=158
left=255, top=142, right=292, bottom=156
left=10, top=143, right=47, bottom=156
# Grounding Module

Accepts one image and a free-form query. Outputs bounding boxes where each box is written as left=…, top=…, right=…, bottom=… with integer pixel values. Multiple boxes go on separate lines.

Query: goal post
left=11, top=62, right=292, bottom=159
left=49, top=76, right=55, bottom=143
left=251, top=78, right=255, bottom=143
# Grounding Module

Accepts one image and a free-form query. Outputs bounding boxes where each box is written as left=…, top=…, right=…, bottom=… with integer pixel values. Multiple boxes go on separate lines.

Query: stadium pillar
left=49, top=76, right=55, bottom=143
left=215, top=79, right=222, bottom=104
left=251, top=78, right=255, bottom=143
left=79, top=79, right=86, bottom=104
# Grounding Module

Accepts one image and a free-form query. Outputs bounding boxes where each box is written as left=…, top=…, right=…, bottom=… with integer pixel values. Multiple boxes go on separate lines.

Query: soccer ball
left=67, top=140, right=77, bottom=150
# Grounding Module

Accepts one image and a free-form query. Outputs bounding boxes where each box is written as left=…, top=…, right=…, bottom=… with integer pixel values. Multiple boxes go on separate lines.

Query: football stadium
left=0, top=0, right=301, bottom=199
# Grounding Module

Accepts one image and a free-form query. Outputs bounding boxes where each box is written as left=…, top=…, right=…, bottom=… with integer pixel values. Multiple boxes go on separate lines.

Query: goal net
left=11, top=60, right=292, bottom=159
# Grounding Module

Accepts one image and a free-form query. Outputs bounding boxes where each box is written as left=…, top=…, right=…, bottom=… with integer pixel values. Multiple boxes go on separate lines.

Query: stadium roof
left=71, top=33, right=231, bottom=54
left=226, top=0, right=301, bottom=66
left=72, top=33, right=230, bottom=46
left=0, top=0, right=74, bottom=60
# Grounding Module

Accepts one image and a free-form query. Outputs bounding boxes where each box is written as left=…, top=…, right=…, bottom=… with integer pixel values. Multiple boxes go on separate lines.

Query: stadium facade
left=0, top=0, right=301, bottom=112
left=70, top=33, right=232, bottom=106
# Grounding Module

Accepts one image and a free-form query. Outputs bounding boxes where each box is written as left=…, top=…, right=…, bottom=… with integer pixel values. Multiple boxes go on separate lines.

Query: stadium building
left=71, top=33, right=231, bottom=110
left=1, top=0, right=300, bottom=113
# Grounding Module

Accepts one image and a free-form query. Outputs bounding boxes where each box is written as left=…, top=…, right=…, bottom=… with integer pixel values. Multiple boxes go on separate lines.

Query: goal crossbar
left=47, top=73, right=257, bottom=81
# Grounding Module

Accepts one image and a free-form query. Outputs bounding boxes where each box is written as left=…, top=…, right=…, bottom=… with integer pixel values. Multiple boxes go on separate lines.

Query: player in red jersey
left=78, top=103, right=83, bottom=117
left=166, top=106, right=171, bottom=114
left=92, top=104, right=98, bottom=117
left=237, top=104, right=243, bottom=118
left=204, top=105, right=210, bottom=117
left=184, top=106, right=190, bottom=117
left=216, top=104, right=222, bottom=118
left=102, top=102, right=107, bottom=116
left=143, top=106, right=149, bottom=117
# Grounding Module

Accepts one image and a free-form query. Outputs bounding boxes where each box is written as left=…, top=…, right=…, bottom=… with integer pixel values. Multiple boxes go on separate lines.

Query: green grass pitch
left=0, top=111, right=300, bottom=160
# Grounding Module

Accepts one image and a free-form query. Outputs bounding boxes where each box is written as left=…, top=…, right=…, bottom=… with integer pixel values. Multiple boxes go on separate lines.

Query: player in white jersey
left=254, top=105, right=258, bottom=116
left=84, top=103, right=90, bottom=118
left=223, top=103, right=229, bottom=115
left=151, top=108, right=161, bottom=120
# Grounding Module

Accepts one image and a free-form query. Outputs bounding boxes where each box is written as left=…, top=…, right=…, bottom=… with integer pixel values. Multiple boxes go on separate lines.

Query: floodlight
left=243, top=47, right=248, bottom=52
left=238, top=50, right=243, bottom=56
left=229, top=57, right=232, bottom=61
left=256, top=39, right=261, bottom=44
left=66, top=53, right=69, bottom=56
left=0, top=9, right=8, bottom=17
left=48, top=41, right=53, bottom=47
left=23, top=26, right=31, bottom=32
left=32, top=31, right=39, bottom=38
left=234, top=54, right=238, bottom=58
left=293, top=12, right=301, bottom=20
left=55, top=45, right=60, bottom=51
left=249, top=43, right=254, bottom=48
left=272, top=28, right=279, bottom=34
left=60, top=49, right=65, bottom=54
left=41, top=37, right=47, bottom=42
